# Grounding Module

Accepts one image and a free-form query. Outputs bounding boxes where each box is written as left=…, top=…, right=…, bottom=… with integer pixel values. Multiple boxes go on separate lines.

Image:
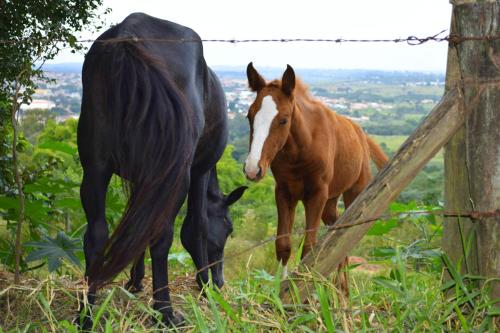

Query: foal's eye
left=279, top=118, right=288, bottom=125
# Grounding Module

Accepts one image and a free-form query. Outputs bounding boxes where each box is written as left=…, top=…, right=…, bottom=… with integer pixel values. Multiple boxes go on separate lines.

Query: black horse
left=125, top=167, right=246, bottom=293
left=77, top=13, right=246, bottom=327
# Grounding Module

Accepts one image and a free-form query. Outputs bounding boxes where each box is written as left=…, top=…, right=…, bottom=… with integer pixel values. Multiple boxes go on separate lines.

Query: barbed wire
left=194, top=208, right=500, bottom=275
left=2, top=30, right=500, bottom=46
left=87, top=208, right=500, bottom=311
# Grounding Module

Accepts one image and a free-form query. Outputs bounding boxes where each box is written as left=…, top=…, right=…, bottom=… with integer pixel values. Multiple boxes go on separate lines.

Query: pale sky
left=52, top=0, right=453, bottom=72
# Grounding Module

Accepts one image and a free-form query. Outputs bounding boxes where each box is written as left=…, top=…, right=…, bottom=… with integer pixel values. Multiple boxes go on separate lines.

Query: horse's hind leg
left=335, top=168, right=371, bottom=298
left=125, top=251, right=145, bottom=293
left=322, top=196, right=340, bottom=226
left=150, top=184, right=188, bottom=326
left=78, top=164, right=112, bottom=327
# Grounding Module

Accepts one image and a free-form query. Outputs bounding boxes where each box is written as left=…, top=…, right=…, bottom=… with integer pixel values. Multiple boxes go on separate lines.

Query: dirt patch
left=348, top=256, right=386, bottom=274
left=0, top=268, right=201, bottom=330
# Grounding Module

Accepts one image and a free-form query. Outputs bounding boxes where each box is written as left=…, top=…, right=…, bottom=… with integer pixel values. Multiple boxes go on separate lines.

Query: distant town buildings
left=20, top=99, right=55, bottom=111
left=19, top=70, right=441, bottom=128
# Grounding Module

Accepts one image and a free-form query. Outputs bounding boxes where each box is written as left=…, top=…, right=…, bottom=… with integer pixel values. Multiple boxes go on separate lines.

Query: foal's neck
left=284, top=102, right=313, bottom=155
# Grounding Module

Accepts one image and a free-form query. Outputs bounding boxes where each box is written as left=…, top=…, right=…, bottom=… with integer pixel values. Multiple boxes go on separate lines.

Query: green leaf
left=24, top=177, right=79, bottom=195
left=370, top=247, right=396, bottom=258
left=25, top=231, right=82, bottom=272
left=367, top=218, right=399, bottom=236
left=37, top=293, right=56, bottom=322
left=206, top=287, right=226, bottom=332
left=441, top=253, right=475, bottom=308
left=37, top=141, right=77, bottom=155
left=92, top=288, right=116, bottom=331
left=209, top=288, right=241, bottom=324
left=0, top=196, right=51, bottom=224
left=168, top=252, right=191, bottom=266
left=453, top=303, right=469, bottom=331
left=25, top=200, right=52, bottom=223
left=0, top=196, right=19, bottom=210
left=191, top=298, right=210, bottom=333
left=373, top=276, right=404, bottom=296
left=252, top=269, right=274, bottom=281
left=289, top=313, right=316, bottom=330
left=54, top=198, right=81, bottom=209
left=488, top=306, right=500, bottom=316
left=315, top=282, right=335, bottom=333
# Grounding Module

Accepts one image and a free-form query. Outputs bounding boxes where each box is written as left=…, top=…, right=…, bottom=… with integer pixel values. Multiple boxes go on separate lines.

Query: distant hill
left=42, top=63, right=83, bottom=73
left=42, top=63, right=445, bottom=84
left=213, top=66, right=445, bottom=85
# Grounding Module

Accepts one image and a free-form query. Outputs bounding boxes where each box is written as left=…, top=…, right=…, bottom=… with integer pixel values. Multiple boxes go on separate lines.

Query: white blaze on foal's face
left=245, top=95, right=278, bottom=179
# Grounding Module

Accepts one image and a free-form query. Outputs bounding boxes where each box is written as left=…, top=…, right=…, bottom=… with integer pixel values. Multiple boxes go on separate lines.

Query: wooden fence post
left=443, top=0, right=500, bottom=301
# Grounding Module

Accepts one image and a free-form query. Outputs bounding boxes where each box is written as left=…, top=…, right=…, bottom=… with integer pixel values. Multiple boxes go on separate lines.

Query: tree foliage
left=0, top=0, right=108, bottom=104
left=0, top=0, right=109, bottom=281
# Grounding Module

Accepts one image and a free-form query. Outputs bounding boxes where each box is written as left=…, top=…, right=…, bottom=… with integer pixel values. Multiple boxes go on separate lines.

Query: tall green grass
left=1, top=251, right=497, bottom=332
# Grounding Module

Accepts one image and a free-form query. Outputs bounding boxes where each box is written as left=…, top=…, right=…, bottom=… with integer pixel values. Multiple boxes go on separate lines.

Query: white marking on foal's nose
left=282, top=264, right=288, bottom=279
left=245, top=96, right=278, bottom=177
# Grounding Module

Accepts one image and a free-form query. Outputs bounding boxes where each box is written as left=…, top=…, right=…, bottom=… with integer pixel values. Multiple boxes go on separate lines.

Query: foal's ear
left=247, top=62, right=266, bottom=92
left=225, top=186, right=248, bottom=206
left=281, top=64, right=295, bottom=97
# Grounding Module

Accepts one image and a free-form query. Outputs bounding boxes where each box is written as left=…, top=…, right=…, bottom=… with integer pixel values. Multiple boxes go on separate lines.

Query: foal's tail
left=366, top=136, right=389, bottom=170
left=86, top=40, right=194, bottom=287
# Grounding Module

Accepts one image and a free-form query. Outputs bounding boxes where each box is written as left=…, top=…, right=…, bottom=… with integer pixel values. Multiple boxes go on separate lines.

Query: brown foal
left=243, top=63, right=388, bottom=292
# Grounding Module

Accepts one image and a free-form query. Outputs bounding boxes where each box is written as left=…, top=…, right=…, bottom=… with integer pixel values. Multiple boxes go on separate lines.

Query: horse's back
left=305, top=102, right=370, bottom=197
left=79, top=13, right=227, bottom=175
left=86, top=13, right=203, bottom=95
left=114, top=14, right=228, bottom=173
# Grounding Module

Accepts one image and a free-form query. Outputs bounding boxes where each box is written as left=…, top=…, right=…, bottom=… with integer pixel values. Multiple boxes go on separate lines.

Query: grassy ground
left=0, top=260, right=496, bottom=332
left=371, top=135, right=407, bottom=152
left=1, top=215, right=497, bottom=332
left=371, top=135, right=443, bottom=162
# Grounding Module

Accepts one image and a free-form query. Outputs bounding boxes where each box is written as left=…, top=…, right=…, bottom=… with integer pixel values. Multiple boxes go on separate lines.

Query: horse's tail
left=87, top=40, right=194, bottom=287
left=366, top=136, right=388, bottom=170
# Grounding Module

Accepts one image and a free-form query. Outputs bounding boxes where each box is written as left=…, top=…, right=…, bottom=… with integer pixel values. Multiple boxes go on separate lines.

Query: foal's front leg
left=275, top=185, right=298, bottom=278
left=302, top=186, right=329, bottom=258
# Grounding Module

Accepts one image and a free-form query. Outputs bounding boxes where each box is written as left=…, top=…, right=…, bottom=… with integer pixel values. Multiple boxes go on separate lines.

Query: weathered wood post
left=442, top=0, right=500, bottom=300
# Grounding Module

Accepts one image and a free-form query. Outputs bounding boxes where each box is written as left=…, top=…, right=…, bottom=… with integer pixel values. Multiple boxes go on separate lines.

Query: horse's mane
left=271, top=78, right=325, bottom=114
left=270, top=78, right=315, bottom=103
left=294, top=79, right=316, bottom=103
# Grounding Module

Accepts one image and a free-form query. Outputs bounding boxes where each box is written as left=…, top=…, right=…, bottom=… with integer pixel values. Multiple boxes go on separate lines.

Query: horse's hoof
left=164, top=311, right=185, bottom=327
left=73, top=312, right=93, bottom=332
left=125, top=280, right=144, bottom=293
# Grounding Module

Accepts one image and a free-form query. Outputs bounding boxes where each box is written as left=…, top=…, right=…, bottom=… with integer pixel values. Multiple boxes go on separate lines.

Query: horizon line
left=42, top=62, right=446, bottom=74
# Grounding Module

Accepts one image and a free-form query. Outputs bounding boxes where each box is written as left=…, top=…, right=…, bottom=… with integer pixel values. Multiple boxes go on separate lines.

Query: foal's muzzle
left=244, top=163, right=262, bottom=181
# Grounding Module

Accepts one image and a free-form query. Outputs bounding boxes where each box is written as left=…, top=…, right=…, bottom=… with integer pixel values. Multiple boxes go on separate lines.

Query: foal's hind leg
left=78, top=166, right=112, bottom=328
left=336, top=169, right=371, bottom=298
left=125, top=251, right=146, bottom=293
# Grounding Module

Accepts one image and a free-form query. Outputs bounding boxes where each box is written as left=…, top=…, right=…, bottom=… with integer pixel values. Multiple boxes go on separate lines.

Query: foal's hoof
left=124, top=280, right=144, bottom=293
